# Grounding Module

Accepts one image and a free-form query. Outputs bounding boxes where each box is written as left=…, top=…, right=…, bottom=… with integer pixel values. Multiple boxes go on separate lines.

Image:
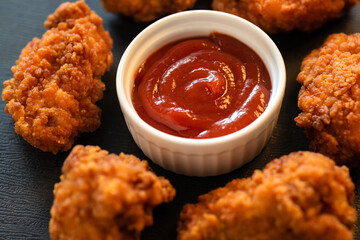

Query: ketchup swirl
left=132, top=32, right=271, bottom=138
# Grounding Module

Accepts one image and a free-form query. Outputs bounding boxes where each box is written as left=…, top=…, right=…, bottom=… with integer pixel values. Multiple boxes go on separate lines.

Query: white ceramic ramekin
left=116, top=10, right=286, bottom=176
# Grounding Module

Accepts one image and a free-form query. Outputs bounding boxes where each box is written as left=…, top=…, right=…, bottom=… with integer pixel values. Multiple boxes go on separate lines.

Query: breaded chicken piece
left=100, top=0, right=197, bottom=22
left=2, top=1, right=113, bottom=154
left=295, top=33, right=360, bottom=167
left=212, top=0, right=359, bottom=33
left=177, top=151, right=356, bottom=240
left=49, top=145, right=176, bottom=240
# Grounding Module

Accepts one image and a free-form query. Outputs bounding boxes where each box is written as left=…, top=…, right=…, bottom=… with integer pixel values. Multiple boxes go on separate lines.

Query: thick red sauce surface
left=132, top=32, right=272, bottom=138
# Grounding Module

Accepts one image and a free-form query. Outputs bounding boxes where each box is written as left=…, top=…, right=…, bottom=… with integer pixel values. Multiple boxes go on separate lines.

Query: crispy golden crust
left=295, top=33, right=360, bottom=166
left=212, top=0, right=359, bottom=33
left=100, top=0, right=197, bottom=22
left=2, top=1, right=113, bottom=154
left=177, top=151, right=356, bottom=240
left=49, top=145, right=176, bottom=240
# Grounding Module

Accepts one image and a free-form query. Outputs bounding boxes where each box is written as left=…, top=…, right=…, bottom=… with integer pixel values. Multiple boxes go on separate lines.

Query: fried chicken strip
left=295, top=33, right=360, bottom=166
left=100, top=0, right=197, bottom=22
left=2, top=1, right=113, bottom=154
left=49, top=145, right=176, bottom=240
left=212, top=0, right=359, bottom=33
left=178, top=151, right=356, bottom=240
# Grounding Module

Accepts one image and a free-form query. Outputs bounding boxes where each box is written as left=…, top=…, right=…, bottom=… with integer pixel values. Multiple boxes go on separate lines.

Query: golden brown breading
left=295, top=33, right=360, bottom=167
left=177, top=151, right=356, bottom=240
left=212, top=0, right=359, bottom=33
left=49, top=145, right=176, bottom=240
left=2, top=1, right=113, bottom=154
left=100, top=0, right=197, bottom=22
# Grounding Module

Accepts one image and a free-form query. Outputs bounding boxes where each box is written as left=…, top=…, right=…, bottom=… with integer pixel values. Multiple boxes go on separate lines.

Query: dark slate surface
left=0, top=0, right=359, bottom=239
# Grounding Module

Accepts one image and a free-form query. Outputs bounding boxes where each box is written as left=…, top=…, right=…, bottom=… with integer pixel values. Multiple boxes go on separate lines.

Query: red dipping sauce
left=132, top=32, right=272, bottom=139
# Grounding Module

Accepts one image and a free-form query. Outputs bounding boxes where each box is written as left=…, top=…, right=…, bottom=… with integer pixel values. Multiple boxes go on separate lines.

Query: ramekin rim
left=116, top=10, right=286, bottom=147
